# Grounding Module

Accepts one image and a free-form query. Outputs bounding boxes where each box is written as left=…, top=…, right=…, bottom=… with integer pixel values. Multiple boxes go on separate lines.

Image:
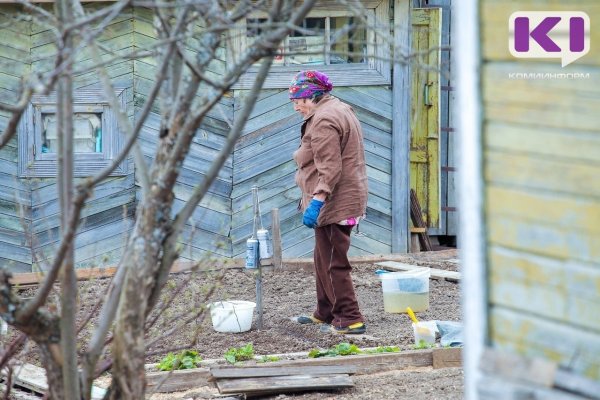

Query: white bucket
left=209, top=301, right=256, bottom=333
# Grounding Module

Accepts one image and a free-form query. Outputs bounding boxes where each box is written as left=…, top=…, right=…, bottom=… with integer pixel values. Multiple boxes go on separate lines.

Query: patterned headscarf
left=288, top=70, right=333, bottom=100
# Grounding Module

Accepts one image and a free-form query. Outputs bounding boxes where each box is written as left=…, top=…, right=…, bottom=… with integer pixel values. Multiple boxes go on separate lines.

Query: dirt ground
left=147, top=248, right=464, bottom=399
left=7, top=248, right=463, bottom=399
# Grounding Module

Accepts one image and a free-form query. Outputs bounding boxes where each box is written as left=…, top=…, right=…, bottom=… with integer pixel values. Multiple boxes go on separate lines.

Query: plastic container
left=245, top=238, right=259, bottom=269
left=379, top=268, right=430, bottom=313
left=412, top=321, right=437, bottom=346
left=209, top=301, right=256, bottom=333
left=256, top=229, right=273, bottom=259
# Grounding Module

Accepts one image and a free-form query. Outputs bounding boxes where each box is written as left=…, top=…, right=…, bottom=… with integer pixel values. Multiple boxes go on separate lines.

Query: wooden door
left=410, top=8, right=441, bottom=228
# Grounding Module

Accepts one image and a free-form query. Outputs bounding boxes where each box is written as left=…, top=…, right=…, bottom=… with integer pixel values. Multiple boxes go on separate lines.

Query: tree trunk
left=109, top=188, right=173, bottom=399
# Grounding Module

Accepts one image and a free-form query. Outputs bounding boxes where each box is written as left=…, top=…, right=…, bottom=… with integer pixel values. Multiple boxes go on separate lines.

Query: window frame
left=231, top=0, right=390, bottom=89
left=18, top=88, right=128, bottom=178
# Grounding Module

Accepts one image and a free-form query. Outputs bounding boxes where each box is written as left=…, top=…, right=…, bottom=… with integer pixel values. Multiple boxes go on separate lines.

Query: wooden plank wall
left=0, top=5, right=31, bottom=272
left=231, top=86, right=393, bottom=258
left=424, top=0, right=456, bottom=236
left=133, top=7, right=233, bottom=260
left=1, top=3, right=397, bottom=269
left=480, top=0, right=600, bottom=382
left=30, top=4, right=136, bottom=270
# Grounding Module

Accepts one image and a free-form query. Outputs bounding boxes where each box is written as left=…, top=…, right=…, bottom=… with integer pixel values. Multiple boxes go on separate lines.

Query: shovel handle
left=406, top=307, right=419, bottom=324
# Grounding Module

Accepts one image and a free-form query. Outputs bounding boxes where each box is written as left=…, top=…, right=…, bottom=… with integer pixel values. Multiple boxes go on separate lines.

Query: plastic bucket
left=379, top=268, right=430, bottom=313
left=412, top=321, right=437, bottom=346
left=209, top=301, right=256, bottom=333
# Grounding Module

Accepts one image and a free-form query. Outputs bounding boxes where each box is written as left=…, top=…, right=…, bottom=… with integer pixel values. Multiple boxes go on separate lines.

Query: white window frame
left=231, top=0, right=390, bottom=89
left=18, top=88, right=128, bottom=177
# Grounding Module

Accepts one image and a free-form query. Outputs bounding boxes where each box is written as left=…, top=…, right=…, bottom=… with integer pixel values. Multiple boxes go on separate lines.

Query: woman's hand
left=303, top=198, right=324, bottom=228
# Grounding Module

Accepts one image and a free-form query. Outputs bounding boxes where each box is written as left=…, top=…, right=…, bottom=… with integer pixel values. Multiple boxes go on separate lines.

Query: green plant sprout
left=308, top=342, right=362, bottom=358
left=413, top=340, right=437, bottom=350
left=257, top=355, right=281, bottom=363
left=224, top=343, right=255, bottom=364
left=363, top=345, right=400, bottom=354
left=158, top=350, right=202, bottom=371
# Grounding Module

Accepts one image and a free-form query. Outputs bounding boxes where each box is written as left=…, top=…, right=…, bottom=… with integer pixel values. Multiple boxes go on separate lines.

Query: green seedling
left=413, top=340, right=436, bottom=350
left=158, top=350, right=202, bottom=371
left=308, top=342, right=362, bottom=358
left=257, top=355, right=281, bottom=363
left=224, top=343, right=255, bottom=364
left=363, top=345, right=400, bottom=354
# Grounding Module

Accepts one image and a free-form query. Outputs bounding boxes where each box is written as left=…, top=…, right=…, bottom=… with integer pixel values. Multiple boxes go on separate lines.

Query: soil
left=7, top=248, right=463, bottom=399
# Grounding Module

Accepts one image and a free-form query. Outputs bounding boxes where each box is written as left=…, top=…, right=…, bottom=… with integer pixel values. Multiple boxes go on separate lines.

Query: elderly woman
left=290, top=70, right=368, bottom=334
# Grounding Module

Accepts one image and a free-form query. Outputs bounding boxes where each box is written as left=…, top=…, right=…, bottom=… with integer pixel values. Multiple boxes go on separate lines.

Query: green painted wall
left=481, top=0, right=600, bottom=381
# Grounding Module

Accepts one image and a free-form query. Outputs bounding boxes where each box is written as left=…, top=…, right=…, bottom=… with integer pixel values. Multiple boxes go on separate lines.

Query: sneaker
left=330, top=322, right=366, bottom=334
left=294, top=315, right=325, bottom=325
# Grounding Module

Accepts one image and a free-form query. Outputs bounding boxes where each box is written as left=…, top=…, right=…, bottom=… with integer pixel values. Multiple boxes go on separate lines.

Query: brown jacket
left=293, top=95, right=368, bottom=227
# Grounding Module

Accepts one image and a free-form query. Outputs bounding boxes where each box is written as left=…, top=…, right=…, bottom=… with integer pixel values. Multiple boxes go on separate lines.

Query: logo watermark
left=509, top=11, right=590, bottom=67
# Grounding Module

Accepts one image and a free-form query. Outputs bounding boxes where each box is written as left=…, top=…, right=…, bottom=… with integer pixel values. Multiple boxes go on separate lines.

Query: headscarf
left=288, top=70, right=333, bottom=100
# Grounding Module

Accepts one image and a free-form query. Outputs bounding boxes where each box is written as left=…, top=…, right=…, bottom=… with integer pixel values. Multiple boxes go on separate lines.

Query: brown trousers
left=313, top=224, right=364, bottom=328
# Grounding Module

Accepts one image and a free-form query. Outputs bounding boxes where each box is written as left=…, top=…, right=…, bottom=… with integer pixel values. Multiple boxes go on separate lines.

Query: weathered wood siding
left=0, top=4, right=137, bottom=271
left=423, top=0, right=456, bottom=236
left=133, top=7, right=233, bottom=260
left=0, top=5, right=31, bottom=272
left=231, top=86, right=393, bottom=258
left=30, top=4, right=136, bottom=270
left=481, top=0, right=600, bottom=381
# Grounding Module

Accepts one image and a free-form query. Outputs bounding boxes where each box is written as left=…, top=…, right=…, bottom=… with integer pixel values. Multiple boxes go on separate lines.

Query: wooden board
left=2, top=363, right=106, bottom=399
left=210, top=365, right=357, bottom=379
left=145, top=368, right=211, bottom=394
left=375, top=261, right=461, bottom=282
left=432, top=347, right=462, bottom=369
left=216, top=374, right=354, bottom=396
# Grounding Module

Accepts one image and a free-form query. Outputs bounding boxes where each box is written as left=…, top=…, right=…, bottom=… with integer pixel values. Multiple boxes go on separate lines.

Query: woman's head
left=289, top=70, right=333, bottom=101
left=289, top=70, right=332, bottom=116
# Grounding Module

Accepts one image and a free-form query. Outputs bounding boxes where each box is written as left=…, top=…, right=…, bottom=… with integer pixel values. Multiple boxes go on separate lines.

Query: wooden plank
left=490, top=308, right=600, bottom=381
left=485, top=121, right=600, bottom=164
left=239, top=350, right=434, bottom=375
left=271, top=208, right=282, bottom=268
left=145, top=368, right=211, bottom=394
left=390, top=0, right=412, bottom=253
left=375, top=261, right=461, bottom=282
left=210, top=365, right=357, bottom=379
left=481, top=347, right=600, bottom=400
left=478, top=375, right=588, bottom=400
left=486, top=150, right=600, bottom=199
left=9, top=267, right=117, bottom=286
left=483, top=63, right=600, bottom=131
left=4, top=363, right=106, bottom=399
left=486, top=185, right=600, bottom=235
left=432, top=347, right=462, bottom=369
left=480, top=348, right=557, bottom=386
left=216, top=374, right=353, bottom=396
left=488, top=214, right=600, bottom=265
left=554, top=369, right=600, bottom=400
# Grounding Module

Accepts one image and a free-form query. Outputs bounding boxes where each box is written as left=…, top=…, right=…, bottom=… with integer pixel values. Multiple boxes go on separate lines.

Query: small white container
left=209, top=301, right=256, bottom=333
left=412, top=321, right=437, bottom=345
left=256, top=229, right=273, bottom=259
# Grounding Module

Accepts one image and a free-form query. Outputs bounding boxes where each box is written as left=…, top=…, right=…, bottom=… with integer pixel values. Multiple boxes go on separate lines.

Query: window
left=18, top=88, right=128, bottom=177
left=232, top=0, right=390, bottom=89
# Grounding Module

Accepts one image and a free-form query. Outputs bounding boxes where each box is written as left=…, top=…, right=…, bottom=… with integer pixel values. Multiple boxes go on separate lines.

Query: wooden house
left=456, top=0, right=600, bottom=398
left=0, top=0, right=456, bottom=272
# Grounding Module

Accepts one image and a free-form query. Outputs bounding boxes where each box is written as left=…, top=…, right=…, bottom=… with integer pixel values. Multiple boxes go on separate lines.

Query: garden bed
left=8, top=249, right=463, bottom=399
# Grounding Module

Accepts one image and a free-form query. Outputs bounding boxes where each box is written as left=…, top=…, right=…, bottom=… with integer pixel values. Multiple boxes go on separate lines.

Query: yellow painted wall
left=481, top=0, right=600, bottom=380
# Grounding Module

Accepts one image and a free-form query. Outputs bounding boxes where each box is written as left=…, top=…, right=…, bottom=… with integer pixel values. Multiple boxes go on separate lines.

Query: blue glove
left=303, top=198, right=324, bottom=228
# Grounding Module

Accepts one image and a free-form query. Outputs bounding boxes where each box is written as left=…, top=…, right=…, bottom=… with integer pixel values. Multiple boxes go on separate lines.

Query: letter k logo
left=514, top=16, right=561, bottom=52
left=509, top=11, right=590, bottom=67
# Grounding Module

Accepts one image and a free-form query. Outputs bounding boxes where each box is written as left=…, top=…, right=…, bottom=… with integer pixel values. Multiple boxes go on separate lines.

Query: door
left=410, top=8, right=441, bottom=228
